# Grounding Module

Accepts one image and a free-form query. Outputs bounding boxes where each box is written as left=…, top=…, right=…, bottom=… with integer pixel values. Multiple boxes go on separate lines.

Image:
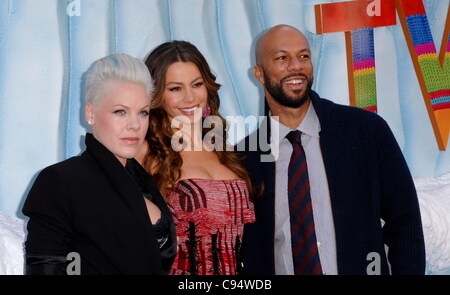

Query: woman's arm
left=22, top=166, right=74, bottom=275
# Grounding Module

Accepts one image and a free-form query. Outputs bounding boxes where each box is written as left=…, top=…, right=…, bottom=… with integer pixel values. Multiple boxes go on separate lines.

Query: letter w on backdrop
left=315, top=0, right=450, bottom=150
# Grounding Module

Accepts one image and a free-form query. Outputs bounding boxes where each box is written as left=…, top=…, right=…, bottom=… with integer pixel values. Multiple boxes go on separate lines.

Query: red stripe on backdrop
left=399, top=0, right=426, bottom=18
left=317, top=0, right=396, bottom=34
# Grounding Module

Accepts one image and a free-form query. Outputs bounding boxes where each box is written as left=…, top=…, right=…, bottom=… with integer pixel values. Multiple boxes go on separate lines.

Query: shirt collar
left=270, top=102, right=321, bottom=144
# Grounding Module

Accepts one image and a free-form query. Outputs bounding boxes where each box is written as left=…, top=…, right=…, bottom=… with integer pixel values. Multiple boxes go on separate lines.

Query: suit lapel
left=84, top=134, right=161, bottom=270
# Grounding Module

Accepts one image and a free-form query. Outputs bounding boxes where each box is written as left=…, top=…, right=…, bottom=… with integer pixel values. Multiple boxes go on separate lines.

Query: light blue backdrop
left=0, top=0, right=449, bottom=217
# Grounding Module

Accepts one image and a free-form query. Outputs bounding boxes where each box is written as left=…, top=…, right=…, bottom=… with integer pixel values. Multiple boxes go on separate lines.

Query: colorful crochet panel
left=351, top=28, right=377, bottom=112
left=397, top=0, right=450, bottom=150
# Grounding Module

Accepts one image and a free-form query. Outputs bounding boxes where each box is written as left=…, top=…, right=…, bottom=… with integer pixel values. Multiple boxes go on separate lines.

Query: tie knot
left=286, top=130, right=302, bottom=146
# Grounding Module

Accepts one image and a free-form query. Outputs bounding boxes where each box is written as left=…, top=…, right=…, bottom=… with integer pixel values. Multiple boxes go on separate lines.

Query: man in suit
left=241, top=24, right=425, bottom=275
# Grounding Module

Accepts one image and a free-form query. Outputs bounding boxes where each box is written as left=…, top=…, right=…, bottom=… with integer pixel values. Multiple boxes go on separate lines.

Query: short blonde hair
left=85, top=53, right=153, bottom=106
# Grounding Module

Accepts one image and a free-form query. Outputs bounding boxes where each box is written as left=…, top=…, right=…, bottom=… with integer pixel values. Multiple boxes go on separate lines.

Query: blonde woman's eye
left=113, top=110, right=126, bottom=116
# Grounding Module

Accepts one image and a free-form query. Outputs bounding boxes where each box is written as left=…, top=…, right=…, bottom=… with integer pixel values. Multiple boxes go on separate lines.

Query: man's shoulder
left=317, top=96, right=385, bottom=127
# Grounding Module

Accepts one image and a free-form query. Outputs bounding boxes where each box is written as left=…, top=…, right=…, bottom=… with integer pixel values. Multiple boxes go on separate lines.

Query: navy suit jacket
left=241, top=91, right=426, bottom=275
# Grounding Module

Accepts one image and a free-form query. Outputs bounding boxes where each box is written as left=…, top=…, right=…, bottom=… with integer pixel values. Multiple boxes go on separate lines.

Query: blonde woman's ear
left=85, top=104, right=94, bottom=125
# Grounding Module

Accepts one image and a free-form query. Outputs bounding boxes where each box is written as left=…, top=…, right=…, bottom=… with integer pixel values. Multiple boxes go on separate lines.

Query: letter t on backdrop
left=315, top=0, right=397, bottom=113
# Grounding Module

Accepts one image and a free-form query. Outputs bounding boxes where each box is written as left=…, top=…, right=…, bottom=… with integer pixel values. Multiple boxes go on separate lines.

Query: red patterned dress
left=167, top=178, right=255, bottom=275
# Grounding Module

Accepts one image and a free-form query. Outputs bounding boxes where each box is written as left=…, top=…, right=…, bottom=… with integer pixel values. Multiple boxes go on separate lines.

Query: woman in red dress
left=138, top=40, right=256, bottom=275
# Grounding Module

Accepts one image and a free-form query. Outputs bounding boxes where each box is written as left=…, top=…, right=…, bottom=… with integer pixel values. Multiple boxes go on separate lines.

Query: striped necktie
left=286, top=130, right=322, bottom=275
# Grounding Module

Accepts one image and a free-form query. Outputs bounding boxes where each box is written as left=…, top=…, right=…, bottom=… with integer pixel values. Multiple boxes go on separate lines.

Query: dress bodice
left=166, top=178, right=255, bottom=275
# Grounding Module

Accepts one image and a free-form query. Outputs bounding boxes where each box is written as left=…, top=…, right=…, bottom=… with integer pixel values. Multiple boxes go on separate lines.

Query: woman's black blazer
left=23, top=133, right=176, bottom=274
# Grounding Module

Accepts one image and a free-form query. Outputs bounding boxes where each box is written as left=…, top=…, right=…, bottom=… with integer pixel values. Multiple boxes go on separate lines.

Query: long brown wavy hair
left=143, top=40, right=255, bottom=199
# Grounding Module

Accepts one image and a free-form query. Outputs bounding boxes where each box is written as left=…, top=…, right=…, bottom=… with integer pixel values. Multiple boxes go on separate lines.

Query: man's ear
left=85, top=103, right=94, bottom=125
left=253, top=64, right=264, bottom=85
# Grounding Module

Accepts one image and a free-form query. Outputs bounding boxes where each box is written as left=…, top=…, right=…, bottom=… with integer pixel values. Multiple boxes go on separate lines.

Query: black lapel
left=84, top=133, right=161, bottom=269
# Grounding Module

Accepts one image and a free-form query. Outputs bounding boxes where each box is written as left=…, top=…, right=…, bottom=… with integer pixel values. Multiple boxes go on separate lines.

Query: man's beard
left=263, top=68, right=313, bottom=108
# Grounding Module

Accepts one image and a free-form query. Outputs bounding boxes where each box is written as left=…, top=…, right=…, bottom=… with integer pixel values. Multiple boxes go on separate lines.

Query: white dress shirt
left=271, top=103, right=338, bottom=275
